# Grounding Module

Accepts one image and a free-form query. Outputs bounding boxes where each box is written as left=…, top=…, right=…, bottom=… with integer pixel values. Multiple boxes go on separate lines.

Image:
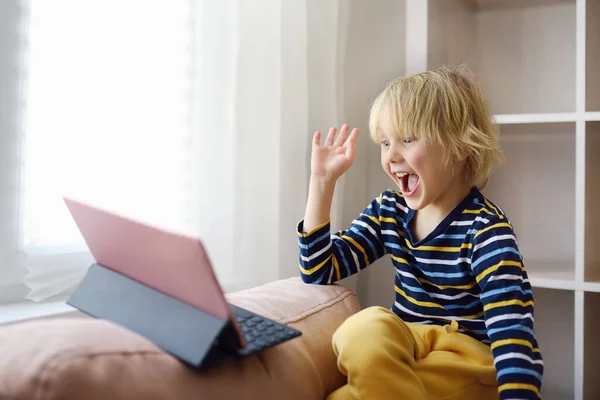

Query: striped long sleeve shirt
left=297, top=187, right=543, bottom=400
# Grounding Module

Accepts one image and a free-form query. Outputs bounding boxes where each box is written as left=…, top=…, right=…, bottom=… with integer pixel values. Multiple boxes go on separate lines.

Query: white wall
left=338, top=0, right=407, bottom=308
left=427, top=0, right=475, bottom=69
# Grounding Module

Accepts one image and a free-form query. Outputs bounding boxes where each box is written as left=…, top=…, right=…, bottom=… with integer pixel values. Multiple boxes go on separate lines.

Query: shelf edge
left=494, top=113, right=577, bottom=124
left=529, top=278, right=577, bottom=291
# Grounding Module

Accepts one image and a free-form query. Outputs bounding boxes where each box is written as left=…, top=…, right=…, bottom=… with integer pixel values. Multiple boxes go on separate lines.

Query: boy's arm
left=297, top=193, right=387, bottom=285
left=299, top=124, right=381, bottom=284
left=471, top=218, right=544, bottom=400
left=302, top=176, right=336, bottom=234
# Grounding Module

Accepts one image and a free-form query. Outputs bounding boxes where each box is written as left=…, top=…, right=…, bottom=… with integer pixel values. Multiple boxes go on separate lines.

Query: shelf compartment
left=482, top=123, right=575, bottom=282
left=584, top=292, right=600, bottom=398
left=527, top=262, right=575, bottom=290
left=428, top=0, right=576, bottom=115
left=532, top=287, right=574, bottom=400
left=585, top=122, right=600, bottom=283
left=587, top=0, right=600, bottom=112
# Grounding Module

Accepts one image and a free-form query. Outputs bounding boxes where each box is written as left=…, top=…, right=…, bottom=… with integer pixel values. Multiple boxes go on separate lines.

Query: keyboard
left=230, top=305, right=302, bottom=357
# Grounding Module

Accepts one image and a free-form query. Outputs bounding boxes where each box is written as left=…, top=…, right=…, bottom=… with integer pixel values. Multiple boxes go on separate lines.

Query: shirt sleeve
left=471, top=216, right=544, bottom=399
left=296, top=193, right=387, bottom=285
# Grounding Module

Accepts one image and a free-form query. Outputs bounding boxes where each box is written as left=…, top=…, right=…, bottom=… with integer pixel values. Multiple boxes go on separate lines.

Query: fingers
left=313, top=131, right=321, bottom=148
left=323, top=124, right=358, bottom=147
left=324, top=126, right=337, bottom=146
left=333, top=124, right=350, bottom=147
left=345, top=128, right=360, bottom=161
left=318, top=125, right=357, bottom=148
left=348, top=128, right=359, bottom=145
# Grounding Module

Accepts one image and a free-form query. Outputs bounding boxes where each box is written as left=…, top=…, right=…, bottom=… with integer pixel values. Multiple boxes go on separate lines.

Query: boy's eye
left=403, top=137, right=416, bottom=144
left=380, top=140, right=390, bottom=148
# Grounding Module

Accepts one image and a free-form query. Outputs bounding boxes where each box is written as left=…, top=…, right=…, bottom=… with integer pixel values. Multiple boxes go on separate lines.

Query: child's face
left=379, top=132, right=466, bottom=212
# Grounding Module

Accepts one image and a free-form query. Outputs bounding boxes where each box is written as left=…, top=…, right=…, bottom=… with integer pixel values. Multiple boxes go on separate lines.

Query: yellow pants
left=328, top=307, right=499, bottom=400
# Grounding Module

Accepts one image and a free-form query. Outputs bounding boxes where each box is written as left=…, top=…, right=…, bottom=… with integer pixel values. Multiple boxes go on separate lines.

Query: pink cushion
left=0, top=278, right=359, bottom=400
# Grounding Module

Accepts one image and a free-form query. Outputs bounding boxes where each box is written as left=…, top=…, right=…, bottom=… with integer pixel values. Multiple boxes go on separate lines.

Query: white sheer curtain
left=192, top=0, right=352, bottom=292
left=0, top=0, right=351, bottom=305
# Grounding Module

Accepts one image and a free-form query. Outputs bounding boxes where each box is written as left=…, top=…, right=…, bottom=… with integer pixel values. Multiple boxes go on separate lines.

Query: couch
left=0, top=278, right=360, bottom=400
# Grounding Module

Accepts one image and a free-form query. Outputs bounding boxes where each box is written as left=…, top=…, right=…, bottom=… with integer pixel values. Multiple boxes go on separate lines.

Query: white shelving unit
left=405, top=0, right=599, bottom=398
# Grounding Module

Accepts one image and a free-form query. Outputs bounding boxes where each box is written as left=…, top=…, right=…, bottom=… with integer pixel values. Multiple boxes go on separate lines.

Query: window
left=3, top=0, right=197, bottom=303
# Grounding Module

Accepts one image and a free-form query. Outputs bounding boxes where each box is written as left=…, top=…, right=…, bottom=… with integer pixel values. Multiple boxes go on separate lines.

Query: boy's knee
left=348, top=306, right=392, bottom=321
left=332, top=306, right=418, bottom=373
left=333, top=306, right=414, bottom=350
left=335, top=306, right=393, bottom=334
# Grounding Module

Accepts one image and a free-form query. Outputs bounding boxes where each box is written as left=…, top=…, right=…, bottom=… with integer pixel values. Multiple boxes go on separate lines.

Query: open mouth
left=395, top=172, right=420, bottom=196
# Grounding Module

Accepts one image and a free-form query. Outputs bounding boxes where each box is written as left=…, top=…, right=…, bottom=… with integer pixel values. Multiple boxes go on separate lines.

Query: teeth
left=395, top=172, right=408, bottom=178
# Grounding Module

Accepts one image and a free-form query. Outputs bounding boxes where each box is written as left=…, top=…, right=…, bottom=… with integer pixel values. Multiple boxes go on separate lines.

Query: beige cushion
left=0, top=278, right=359, bottom=400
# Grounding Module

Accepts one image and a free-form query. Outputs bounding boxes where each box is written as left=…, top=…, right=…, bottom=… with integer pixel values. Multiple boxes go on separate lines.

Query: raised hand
left=311, top=124, right=359, bottom=183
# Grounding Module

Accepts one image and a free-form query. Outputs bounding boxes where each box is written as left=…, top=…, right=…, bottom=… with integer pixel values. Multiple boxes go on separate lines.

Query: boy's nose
left=388, top=148, right=403, bottom=163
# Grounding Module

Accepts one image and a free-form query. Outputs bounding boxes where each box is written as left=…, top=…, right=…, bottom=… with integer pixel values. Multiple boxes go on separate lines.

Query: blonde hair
left=368, top=65, right=503, bottom=189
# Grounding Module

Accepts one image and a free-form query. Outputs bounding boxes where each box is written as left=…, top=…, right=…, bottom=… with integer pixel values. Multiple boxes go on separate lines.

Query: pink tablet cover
left=63, top=196, right=243, bottom=344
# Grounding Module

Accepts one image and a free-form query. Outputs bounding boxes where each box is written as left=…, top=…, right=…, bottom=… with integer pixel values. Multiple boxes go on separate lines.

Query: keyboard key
left=275, top=332, right=286, bottom=341
left=265, top=328, right=277, bottom=336
left=231, top=306, right=301, bottom=358
left=259, top=321, right=272, bottom=329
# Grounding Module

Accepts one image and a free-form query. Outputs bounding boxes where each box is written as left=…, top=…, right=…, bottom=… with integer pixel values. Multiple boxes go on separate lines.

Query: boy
left=297, top=66, right=543, bottom=400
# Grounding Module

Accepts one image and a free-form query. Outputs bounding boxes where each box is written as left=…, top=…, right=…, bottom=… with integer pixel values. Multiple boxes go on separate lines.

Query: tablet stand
left=67, top=263, right=239, bottom=368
